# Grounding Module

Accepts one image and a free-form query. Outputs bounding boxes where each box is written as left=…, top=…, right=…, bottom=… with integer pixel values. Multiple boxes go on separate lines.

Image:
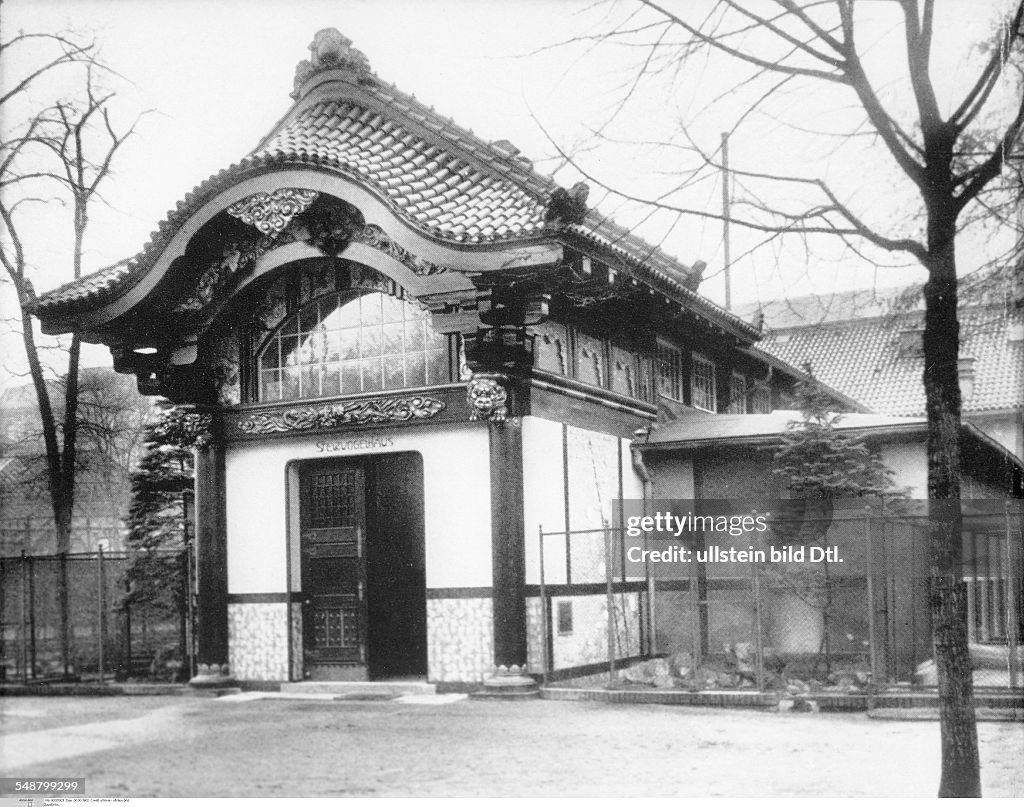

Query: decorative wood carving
left=467, top=374, right=508, bottom=423
left=253, top=276, right=289, bottom=334
left=175, top=233, right=283, bottom=314
left=227, top=188, right=320, bottom=235
left=152, top=409, right=214, bottom=448
left=210, top=330, right=241, bottom=406
left=352, top=224, right=448, bottom=276
left=304, top=196, right=365, bottom=255
left=237, top=395, right=446, bottom=434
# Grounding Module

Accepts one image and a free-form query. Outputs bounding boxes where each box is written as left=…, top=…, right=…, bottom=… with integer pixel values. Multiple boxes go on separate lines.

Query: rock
left=763, top=648, right=787, bottom=675
left=787, top=677, right=809, bottom=694
left=622, top=658, right=673, bottom=687
left=716, top=672, right=741, bottom=689
left=667, top=650, right=694, bottom=678
left=763, top=672, right=788, bottom=691
left=792, top=696, right=819, bottom=713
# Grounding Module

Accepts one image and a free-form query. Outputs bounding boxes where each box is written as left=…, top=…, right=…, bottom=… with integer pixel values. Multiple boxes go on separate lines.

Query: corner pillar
left=190, top=420, right=234, bottom=688
left=489, top=416, right=527, bottom=669
left=466, top=372, right=538, bottom=698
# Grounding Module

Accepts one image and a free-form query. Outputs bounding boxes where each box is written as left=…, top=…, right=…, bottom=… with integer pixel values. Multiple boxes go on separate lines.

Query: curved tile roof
left=758, top=302, right=1024, bottom=416
left=32, top=28, right=755, bottom=340
left=251, top=99, right=548, bottom=243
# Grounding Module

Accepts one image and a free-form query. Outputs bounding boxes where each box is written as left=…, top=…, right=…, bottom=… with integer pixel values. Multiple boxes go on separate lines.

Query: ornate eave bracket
left=226, top=188, right=320, bottom=235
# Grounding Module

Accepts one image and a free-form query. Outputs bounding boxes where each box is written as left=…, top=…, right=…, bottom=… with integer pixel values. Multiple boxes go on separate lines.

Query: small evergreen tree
left=773, top=368, right=901, bottom=503
left=122, top=401, right=199, bottom=679
left=770, top=367, right=905, bottom=677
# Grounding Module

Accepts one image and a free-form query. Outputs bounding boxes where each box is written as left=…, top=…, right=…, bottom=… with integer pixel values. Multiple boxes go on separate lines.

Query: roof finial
left=292, top=29, right=371, bottom=99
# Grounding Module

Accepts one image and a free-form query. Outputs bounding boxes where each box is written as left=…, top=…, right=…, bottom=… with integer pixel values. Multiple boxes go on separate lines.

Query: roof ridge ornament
left=292, top=28, right=371, bottom=99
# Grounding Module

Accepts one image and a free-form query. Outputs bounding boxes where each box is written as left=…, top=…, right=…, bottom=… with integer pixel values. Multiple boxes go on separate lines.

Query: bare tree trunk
left=922, top=213, right=980, bottom=798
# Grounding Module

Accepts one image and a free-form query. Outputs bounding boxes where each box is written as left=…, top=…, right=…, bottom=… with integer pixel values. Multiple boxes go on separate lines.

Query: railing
left=0, top=549, right=194, bottom=684
left=535, top=501, right=1022, bottom=692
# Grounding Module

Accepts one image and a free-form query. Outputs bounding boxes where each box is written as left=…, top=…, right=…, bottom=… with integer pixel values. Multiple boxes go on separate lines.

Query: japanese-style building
left=31, top=29, right=883, bottom=690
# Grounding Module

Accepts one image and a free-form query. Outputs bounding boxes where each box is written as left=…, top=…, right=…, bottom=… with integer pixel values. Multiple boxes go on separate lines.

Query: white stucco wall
left=522, top=416, right=567, bottom=586
left=224, top=420, right=492, bottom=595
left=880, top=443, right=927, bottom=496
left=521, top=416, right=644, bottom=586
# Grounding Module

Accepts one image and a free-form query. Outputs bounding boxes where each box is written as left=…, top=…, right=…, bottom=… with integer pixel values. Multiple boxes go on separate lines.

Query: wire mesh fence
left=0, top=549, right=193, bottom=683
left=537, top=500, right=1022, bottom=692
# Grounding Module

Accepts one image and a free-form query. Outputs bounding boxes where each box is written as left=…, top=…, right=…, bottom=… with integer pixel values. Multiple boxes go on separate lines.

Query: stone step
left=279, top=680, right=436, bottom=699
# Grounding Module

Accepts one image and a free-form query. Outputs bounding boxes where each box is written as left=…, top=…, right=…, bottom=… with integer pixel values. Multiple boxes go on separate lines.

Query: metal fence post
left=28, top=553, right=36, bottom=679
left=605, top=521, right=615, bottom=685
left=644, top=522, right=657, bottom=657
left=539, top=525, right=549, bottom=686
left=97, top=547, right=106, bottom=683
left=19, top=551, right=28, bottom=683
left=124, top=571, right=132, bottom=681
left=751, top=554, right=765, bottom=692
left=60, top=552, right=70, bottom=678
left=1006, top=502, right=1020, bottom=690
left=864, top=504, right=878, bottom=687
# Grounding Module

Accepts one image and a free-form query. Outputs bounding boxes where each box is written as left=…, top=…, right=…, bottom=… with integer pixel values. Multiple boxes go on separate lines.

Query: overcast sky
left=1, top=0, right=1018, bottom=386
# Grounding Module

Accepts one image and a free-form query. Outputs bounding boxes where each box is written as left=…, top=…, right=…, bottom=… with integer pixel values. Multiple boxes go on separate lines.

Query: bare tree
left=548, top=1, right=1023, bottom=797
left=1, top=30, right=140, bottom=673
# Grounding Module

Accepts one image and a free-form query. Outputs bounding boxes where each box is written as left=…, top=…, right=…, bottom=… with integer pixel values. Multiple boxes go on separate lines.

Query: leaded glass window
left=257, top=291, right=449, bottom=402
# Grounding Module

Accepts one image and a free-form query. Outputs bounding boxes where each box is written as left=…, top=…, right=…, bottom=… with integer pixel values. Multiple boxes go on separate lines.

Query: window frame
left=254, top=290, right=450, bottom=404
left=727, top=371, right=747, bottom=414
left=750, top=381, right=772, bottom=414
left=690, top=352, right=717, bottom=413
left=656, top=339, right=684, bottom=402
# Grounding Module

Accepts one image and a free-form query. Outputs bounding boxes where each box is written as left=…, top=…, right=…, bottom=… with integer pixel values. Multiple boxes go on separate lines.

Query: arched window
left=257, top=291, right=449, bottom=402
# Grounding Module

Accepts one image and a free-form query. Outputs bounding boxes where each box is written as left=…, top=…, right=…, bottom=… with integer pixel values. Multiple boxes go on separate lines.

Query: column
left=189, top=423, right=234, bottom=688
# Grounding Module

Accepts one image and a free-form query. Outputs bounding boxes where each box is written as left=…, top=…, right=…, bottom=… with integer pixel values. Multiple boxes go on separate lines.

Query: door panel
left=366, top=453, right=427, bottom=678
left=300, top=464, right=366, bottom=675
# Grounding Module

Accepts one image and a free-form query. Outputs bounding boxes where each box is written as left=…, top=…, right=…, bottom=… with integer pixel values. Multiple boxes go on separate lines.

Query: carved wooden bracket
left=467, top=374, right=509, bottom=423
left=227, top=188, right=320, bottom=235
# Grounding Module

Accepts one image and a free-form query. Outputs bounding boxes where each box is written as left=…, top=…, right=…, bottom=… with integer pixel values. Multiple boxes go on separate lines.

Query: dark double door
left=299, top=453, right=426, bottom=680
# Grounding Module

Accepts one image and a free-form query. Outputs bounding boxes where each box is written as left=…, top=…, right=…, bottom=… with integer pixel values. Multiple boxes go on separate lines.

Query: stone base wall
left=427, top=597, right=492, bottom=683
left=290, top=605, right=303, bottom=681
left=526, top=597, right=545, bottom=672
left=228, top=602, right=290, bottom=681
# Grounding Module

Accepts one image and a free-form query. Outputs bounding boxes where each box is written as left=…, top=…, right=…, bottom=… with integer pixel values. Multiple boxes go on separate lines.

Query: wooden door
left=300, top=463, right=366, bottom=677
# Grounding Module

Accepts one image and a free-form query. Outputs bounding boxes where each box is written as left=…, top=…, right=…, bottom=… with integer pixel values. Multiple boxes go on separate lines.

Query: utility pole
left=721, top=132, right=732, bottom=311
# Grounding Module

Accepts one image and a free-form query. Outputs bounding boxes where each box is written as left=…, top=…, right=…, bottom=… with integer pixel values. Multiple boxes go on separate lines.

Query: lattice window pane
left=310, top=469, right=359, bottom=527
left=728, top=372, right=747, bottom=414
left=312, top=607, right=359, bottom=649
left=691, top=353, right=717, bottom=412
left=656, top=340, right=683, bottom=401
left=256, top=291, right=450, bottom=401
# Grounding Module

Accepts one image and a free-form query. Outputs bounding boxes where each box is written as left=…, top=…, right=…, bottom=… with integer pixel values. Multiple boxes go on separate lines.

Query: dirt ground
left=1, top=694, right=1021, bottom=798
